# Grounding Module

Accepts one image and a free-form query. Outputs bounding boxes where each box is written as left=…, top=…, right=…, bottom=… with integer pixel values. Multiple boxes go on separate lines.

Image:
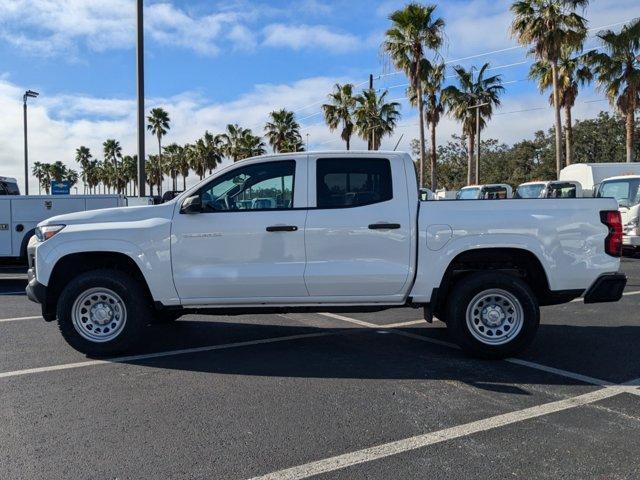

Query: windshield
left=597, top=178, right=640, bottom=208
left=515, top=184, right=544, bottom=199
left=457, top=188, right=480, bottom=200
left=0, top=181, right=19, bottom=195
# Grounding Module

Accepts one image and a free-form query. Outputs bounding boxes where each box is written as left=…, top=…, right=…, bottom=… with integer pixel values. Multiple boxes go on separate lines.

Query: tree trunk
left=430, top=121, right=437, bottom=191
left=565, top=104, right=573, bottom=166
left=551, top=61, right=564, bottom=178
left=467, top=132, right=475, bottom=185
left=183, top=176, right=187, bottom=190
left=626, top=89, right=636, bottom=163
left=416, top=69, right=426, bottom=188
left=346, top=133, right=350, bottom=151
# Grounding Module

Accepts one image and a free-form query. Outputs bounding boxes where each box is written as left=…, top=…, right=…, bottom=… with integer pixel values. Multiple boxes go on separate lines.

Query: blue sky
left=1, top=0, right=639, bottom=191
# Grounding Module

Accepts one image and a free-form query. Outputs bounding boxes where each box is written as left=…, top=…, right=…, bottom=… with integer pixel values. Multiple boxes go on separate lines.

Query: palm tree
left=384, top=3, right=445, bottom=187
left=147, top=107, right=171, bottom=176
left=31, top=162, right=46, bottom=194
left=186, top=143, right=206, bottom=180
left=322, top=84, right=356, bottom=150
left=264, top=109, right=303, bottom=153
left=102, top=139, right=123, bottom=192
left=177, top=147, right=191, bottom=190
left=353, top=89, right=401, bottom=150
left=102, top=139, right=122, bottom=166
left=145, top=154, right=165, bottom=196
left=163, top=143, right=182, bottom=191
left=75, top=146, right=92, bottom=193
left=64, top=169, right=79, bottom=191
left=511, top=0, right=588, bottom=177
left=238, top=130, right=266, bottom=160
left=122, top=155, right=138, bottom=195
left=585, top=19, right=640, bottom=163
left=530, top=47, right=592, bottom=165
left=408, top=59, right=446, bottom=190
left=49, top=161, right=68, bottom=182
left=443, top=63, right=504, bottom=184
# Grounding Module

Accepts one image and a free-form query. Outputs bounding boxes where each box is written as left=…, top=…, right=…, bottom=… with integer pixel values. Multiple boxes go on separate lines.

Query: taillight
left=600, top=210, right=622, bottom=257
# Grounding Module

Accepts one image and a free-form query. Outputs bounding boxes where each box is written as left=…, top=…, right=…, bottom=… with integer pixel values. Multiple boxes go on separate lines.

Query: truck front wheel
left=57, top=269, right=152, bottom=356
left=446, top=272, right=539, bottom=359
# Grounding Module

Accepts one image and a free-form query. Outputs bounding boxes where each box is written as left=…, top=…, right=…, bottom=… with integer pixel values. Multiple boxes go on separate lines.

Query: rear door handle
left=368, top=223, right=401, bottom=230
left=266, top=225, right=298, bottom=232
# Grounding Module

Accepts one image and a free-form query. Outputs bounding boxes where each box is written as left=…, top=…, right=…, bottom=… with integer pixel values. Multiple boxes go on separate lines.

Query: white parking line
left=0, top=330, right=343, bottom=380
left=249, top=385, right=631, bottom=480
left=319, top=312, right=614, bottom=387
left=0, top=315, right=41, bottom=323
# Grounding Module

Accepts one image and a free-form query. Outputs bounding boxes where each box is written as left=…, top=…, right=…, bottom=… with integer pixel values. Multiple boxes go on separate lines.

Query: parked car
left=0, top=194, right=125, bottom=261
left=559, top=162, right=640, bottom=197
left=456, top=184, right=513, bottom=199
left=27, top=151, right=625, bottom=358
left=0, top=176, right=20, bottom=195
left=595, top=175, right=640, bottom=252
left=515, top=181, right=582, bottom=199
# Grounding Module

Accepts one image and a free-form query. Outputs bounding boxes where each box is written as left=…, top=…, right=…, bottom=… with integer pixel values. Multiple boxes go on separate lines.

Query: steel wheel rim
left=71, top=287, right=127, bottom=343
left=465, top=288, right=523, bottom=346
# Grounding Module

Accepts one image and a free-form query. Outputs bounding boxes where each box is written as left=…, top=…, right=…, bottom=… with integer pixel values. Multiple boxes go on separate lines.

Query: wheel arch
left=431, top=247, right=576, bottom=318
left=44, top=251, right=154, bottom=321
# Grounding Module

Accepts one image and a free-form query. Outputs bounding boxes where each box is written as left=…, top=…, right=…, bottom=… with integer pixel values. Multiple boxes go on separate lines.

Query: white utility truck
left=27, top=152, right=626, bottom=358
left=560, top=163, right=640, bottom=252
left=456, top=184, right=513, bottom=199
left=515, top=180, right=582, bottom=199
left=0, top=194, right=125, bottom=261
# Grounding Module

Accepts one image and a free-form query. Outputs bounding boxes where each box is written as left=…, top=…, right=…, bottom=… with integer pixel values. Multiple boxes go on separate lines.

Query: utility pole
left=136, top=0, right=146, bottom=197
left=23, top=90, right=39, bottom=196
left=369, top=74, right=373, bottom=90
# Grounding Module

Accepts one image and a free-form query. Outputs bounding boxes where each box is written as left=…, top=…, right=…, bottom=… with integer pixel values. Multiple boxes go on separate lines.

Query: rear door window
left=316, top=158, right=392, bottom=208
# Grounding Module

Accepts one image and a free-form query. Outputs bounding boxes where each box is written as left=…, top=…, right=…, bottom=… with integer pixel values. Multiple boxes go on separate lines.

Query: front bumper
left=623, top=234, right=640, bottom=247
left=583, top=273, right=627, bottom=304
left=25, top=269, right=46, bottom=305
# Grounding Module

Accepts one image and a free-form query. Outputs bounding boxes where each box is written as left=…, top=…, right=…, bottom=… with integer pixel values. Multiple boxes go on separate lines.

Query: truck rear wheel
left=446, top=272, right=539, bottom=359
left=57, top=269, right=152, bottom=356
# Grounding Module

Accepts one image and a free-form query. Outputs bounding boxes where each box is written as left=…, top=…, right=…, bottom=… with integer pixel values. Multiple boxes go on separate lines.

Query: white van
left=0, top=194, right=125, bottom=260
left=515, top=180, right=582, bottom=199
left=0, top=177, right=20, bottom=195
left=456, top=184, right=512, bottom=200
left=559, top=163, right=640, bottom=197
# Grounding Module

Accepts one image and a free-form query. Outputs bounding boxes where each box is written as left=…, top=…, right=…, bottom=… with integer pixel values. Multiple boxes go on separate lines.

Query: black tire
left=445, top=272, right=539, bottom=359
left=57, top=269, right=152, bottom=356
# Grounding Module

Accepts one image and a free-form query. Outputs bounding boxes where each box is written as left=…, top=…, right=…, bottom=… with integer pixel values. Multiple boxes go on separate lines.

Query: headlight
left=624, top=218, right=639, bottom=236
left=35, top=224, right=65, bottom=242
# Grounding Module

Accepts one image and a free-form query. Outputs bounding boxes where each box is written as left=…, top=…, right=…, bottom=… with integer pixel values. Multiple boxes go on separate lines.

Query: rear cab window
left=316, top=158, right=392, bottom=208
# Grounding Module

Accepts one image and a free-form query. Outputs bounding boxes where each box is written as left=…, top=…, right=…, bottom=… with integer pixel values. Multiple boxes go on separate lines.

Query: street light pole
left=23, top=90, right=39, bottom=196
left=136, top=0, right=146, bottom=197
left=467, top=101, right=488, bottom=185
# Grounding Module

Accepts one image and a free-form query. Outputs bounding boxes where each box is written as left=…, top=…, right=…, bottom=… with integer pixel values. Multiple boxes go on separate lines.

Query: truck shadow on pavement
left=103, top=319, right=640, bottom=388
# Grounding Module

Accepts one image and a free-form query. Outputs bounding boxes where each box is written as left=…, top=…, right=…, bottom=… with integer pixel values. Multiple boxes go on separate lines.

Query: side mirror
left=180, top=195, right=202, bottom=214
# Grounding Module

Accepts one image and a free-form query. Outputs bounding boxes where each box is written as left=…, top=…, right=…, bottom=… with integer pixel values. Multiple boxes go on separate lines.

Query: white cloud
left=0, top=0, right=257, bottom=57
left=262, top=24, right=362, bottom=53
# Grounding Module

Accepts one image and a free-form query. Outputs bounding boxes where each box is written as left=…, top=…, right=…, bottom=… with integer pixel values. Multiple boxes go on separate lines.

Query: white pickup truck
left=26, top=152, right=626, bottom=358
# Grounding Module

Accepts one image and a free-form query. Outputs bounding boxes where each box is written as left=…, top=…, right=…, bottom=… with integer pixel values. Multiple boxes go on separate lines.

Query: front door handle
left=368, top=223, right=401, bottom=230
left=266, top=225, right=298, bottom=232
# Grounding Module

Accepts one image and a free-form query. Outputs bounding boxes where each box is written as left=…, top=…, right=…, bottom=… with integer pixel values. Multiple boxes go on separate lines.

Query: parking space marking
left=0, top=315, right=41, bottom=323
left=319, top=313, right=614, bottom=387
left=0, top=330, right=344, bottom=380
left=378, top=319, right=426, bottom=328
left=249, top=385, right=630, bottom=480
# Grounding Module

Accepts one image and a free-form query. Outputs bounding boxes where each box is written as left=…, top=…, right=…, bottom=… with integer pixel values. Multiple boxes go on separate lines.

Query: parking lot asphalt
left=0, top=257, right=639, bottom=479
